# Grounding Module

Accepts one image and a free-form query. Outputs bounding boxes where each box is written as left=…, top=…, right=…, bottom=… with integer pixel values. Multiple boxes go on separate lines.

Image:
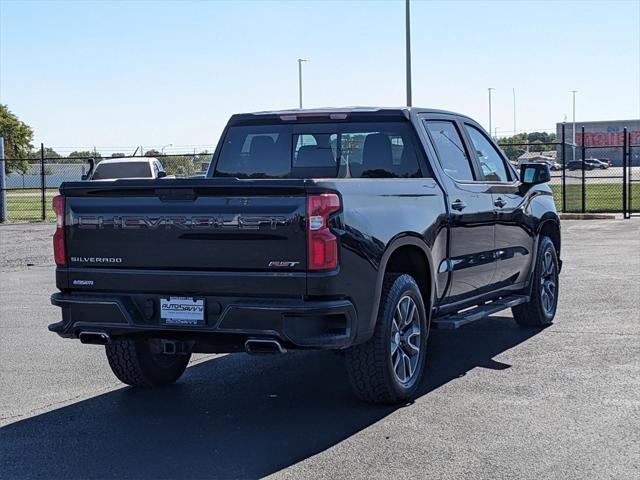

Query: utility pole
left=571, top=90, right=578, bottom=161
left=40, top=143, right=45, bottom=221
left=405, top=0, right=412, bottom=106
left=297, top=58, right=308, bottom=109
left=488, top=87, right=495, bottom=135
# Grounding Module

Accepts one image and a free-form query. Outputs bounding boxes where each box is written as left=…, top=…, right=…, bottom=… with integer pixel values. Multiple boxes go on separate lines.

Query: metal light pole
left=494, top=127, right=499, bottom=139
left=0, top=137, right=6, bottom=223
left=297, top=58, right=308, bottom=109
left=488, top=87, right=495, bottom=135
left=512, top=88, right=516, bottom=135
left=405, top=0, right=412, bottom=106
left=571, top=90, right=578, bottom=161
left=161, top=143, right=173, bottom=154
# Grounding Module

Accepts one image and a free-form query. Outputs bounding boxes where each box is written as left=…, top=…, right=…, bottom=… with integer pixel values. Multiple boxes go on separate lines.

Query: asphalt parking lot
left=1, top=219, right=639, bottom=479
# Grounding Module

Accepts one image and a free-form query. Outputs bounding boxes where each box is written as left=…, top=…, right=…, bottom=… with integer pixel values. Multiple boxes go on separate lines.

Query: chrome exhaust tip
left=244, top=338, right=287, bottom=354
left=79, top=331, right=110, bottom=345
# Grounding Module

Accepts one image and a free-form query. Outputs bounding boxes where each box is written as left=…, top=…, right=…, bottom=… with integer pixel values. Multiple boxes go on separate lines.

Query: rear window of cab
left=213, top=122, right=428, bottom=179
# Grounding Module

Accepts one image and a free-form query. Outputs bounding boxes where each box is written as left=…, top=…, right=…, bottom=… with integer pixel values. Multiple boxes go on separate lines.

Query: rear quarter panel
left=309, top=178, right=447, bottom=343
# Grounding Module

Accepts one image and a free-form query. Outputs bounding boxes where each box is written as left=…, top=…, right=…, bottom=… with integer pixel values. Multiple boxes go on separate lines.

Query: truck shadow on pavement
left=1, top=316, right=542, bottom=479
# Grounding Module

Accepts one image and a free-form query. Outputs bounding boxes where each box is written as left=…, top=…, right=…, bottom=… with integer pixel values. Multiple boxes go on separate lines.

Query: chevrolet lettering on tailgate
left=75, top=215, right=288, bottom=230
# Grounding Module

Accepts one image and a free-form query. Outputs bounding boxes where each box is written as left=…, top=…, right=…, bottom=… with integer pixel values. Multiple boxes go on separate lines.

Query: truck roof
left=96, top=157, right=157, bottom=165
left=228, top=107, right=474, bottom=126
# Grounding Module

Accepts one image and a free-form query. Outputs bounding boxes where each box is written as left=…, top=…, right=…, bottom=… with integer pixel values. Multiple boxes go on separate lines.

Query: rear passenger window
left=293, top=134, right=339, bottom=178
left=424, top=121, right=475, bottom=181
left=341, top=131, right=421, bottom=178
left=464, top=124, right=510, bottom=182
left=216, top=127, right=291, bottom=178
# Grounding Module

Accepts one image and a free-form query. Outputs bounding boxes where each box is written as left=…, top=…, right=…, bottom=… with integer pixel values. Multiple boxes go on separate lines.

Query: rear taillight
left=307, top=193, right=340, bottom=271
left=52, top=195, right=65, bottom=266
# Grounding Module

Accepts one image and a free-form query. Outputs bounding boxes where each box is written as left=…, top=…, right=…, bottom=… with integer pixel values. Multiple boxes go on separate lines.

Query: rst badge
left=268, top=261, right=300, bottom=268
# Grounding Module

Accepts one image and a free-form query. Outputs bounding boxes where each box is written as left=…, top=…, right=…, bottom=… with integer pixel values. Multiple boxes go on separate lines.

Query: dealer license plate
left=160, top=297, right=205, bottom=325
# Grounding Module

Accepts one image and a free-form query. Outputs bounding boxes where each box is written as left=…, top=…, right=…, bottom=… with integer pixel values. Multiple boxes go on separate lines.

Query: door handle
left=451, top=199, right=467, bottom=211
left=494, top=197, right=507, bottom=208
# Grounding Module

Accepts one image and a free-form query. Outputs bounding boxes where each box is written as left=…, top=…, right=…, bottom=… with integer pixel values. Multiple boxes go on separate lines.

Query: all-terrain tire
left=105, top=339, right=191, bottom=387
left=512, top=236, right=559, bottom=327
left=345, top=273, right=428, bottom=404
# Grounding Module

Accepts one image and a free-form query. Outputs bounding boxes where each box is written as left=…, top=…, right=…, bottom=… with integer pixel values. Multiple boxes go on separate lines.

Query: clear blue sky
left=1, top=0, right=639, bottom=154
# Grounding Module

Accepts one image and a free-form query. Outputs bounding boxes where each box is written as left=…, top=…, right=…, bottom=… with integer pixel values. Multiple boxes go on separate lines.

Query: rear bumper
left=49, top=292, right=357, bottom=350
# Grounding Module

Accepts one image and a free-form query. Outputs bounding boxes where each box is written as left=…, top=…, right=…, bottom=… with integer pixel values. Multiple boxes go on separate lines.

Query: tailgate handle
left=156, top=189, right=197, bottom=201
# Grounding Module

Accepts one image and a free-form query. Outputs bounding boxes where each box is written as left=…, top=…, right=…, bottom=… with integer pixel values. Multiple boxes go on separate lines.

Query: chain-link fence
left=1, top=131, right=638, bottom=222
left=1, top=154, right=212, bottom=222
left=628, top=141, right=640, bottom=217
left=567, top=126, right=637, bottom=215
left=498, top=124, right=638, bottom=216
left=497, top=139, right=564, bottom=211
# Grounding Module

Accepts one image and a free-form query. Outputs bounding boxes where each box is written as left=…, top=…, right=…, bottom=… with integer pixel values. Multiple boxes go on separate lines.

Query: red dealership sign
left=575, top=131, right=640, bottom=147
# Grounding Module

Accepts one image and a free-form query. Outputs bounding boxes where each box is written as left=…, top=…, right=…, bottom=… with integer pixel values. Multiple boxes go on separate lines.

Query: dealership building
left=556, top=119, right=640, bottom=166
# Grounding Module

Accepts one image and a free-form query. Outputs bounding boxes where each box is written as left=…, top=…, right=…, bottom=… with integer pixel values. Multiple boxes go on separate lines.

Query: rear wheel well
left=384, top=245, right=431, bottom=306
left=540, top=220, right=561, bottom=257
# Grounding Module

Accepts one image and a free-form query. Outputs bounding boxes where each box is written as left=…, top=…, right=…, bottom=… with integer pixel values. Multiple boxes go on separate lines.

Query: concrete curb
left=558, top=213, right=618, bottom=220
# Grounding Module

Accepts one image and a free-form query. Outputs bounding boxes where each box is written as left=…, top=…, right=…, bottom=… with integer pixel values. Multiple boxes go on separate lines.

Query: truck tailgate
left=62, top=179, right=307, bottom=274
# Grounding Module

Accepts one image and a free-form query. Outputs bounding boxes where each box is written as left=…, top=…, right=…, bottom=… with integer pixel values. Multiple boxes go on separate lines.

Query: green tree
left=497, top=133, right=528, bottom=161
left=0, top=104, right=33, bottom=173
left=69, top=150, right=101, bottom=159
left=529, top=140, right=545, bottom=152
left=527, top=132, right=556, bottom=144
left=162, top=155, right=198, bottom=177
left=29, top=147, right=62, bottom=160
left=144, top=149, right=161, bottom=157
left=497, top=132, right=558, bottom=161
left=111, top=152, right=126, bottom=158
left=67, top=150, right=102, bottom=164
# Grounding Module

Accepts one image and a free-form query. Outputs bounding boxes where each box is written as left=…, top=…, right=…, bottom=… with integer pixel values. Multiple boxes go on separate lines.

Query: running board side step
left=431, top=295, right=529, bottom=330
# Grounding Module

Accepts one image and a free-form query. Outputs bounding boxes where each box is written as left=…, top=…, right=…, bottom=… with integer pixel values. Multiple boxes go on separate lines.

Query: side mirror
left=520, top=162, right=550, bottom=186
left=157, top=171, right=168, bottom=178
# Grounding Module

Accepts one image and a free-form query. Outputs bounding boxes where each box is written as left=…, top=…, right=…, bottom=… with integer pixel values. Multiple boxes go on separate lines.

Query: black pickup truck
left=50, top=108, right=561, bottom=403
